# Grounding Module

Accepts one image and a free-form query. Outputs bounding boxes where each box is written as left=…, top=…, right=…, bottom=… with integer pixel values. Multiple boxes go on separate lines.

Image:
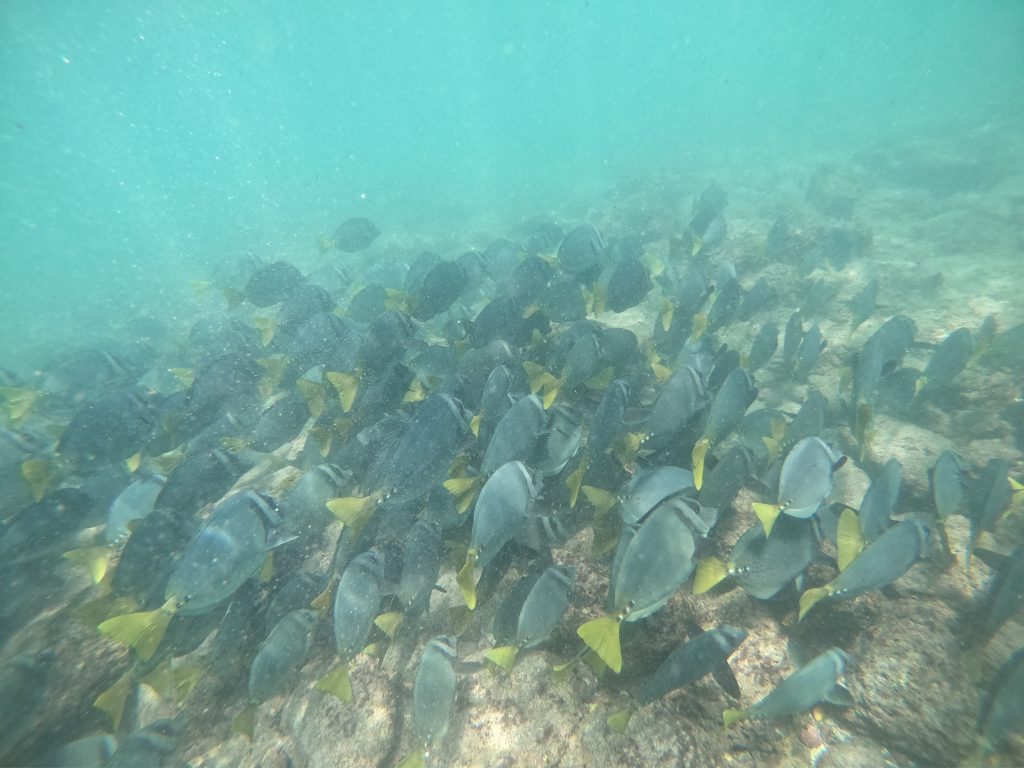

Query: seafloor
left=5, top=123, right=1024, bottom=768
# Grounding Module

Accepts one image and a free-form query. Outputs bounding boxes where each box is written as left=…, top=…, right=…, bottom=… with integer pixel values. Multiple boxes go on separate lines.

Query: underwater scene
left=1, top=2, right=1023, bottom=767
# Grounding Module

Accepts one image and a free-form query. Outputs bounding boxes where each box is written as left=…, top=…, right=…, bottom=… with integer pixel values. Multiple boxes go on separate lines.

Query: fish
left=398, top=520, right=444, bottom=615
left=737, top=277, right=773, bottom=321
left=280, top=463, right=348, bottom=540
left=332, top=217, right=380, bottom=252
left=698, top=446, right=753, bottom=517
left=106, top=473, right=166, bottom=544
left=966, top=459, right=1014, bottom=571
left=724, top=648, right=853, bottom=728
left=691, top=368, right=757, bottom=490
left=316, top=549, right=389, bottom=703
left=153, top=447, right=250, bottom=520
left=538, top=276, right=588, bottom=322
left=533, top=405, right=583, bottom=477
left=486, top=566, right=575, bottom=669
left=399, top=636, right=458, bottom=768
left=975, top=646, right=1024, bottom=760
left=107, top=717, right=185, bottom=768
left=800, top=516, right=930, bottom=619
left=99, top=491, right=290, bottom=659
left=557, top=223, right=606, bottom=282
left=782, top=311, right=804, bottom=368
left=915, top=327, right=973, bottom=397
left=753, top=437, right=846, bottom=536
left=858, top=459, right=902, bottom=542
left=408, top=260, right=468, bottom=321
left=244, top=261, right=305, bottom=307
left=246, top=391, right=310, bottom=452
left=247, top=609, right=320, bottom=703
left=577, top=503, right=700, bottom=672
left=930, top=450, right=969, bottom=521
left=329, top=393, right=470, bottom=531
left=792, top=322, right=826, bottom=380
left=608, top=625, right=747, bottom=731
left=457, top=461, right=540, bottom=609
left=970, top=546, right=1024, bottom=650
left=694, top=514, right=819, bottom=599
left=604, top=256, right=652, bottom=313
left=0, top=649, right=55, bottom=763
left=849, top=278, right=879, bottom=334
left=637, top=365, right=706, bottom=452
left=617, top=465, right=697, bottom=525
left=746, top=322, right=778, bottom=373
left=58, top=389, right=160, bottom=467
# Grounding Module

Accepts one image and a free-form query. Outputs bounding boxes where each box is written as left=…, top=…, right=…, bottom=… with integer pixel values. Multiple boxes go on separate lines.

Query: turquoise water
left=2, top=1, right=1021, bottom=360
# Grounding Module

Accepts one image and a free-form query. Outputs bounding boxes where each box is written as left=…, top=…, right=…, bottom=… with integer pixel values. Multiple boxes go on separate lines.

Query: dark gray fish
left=347, top=284, right=388, bottom=323
left=266, top=571, right=324, bottom=631
left=987, top=322, right=1024, bottom=371
left=539, top=276, right=588, bottom=322
left=167, top=491, right=283, bottom=615
left=977, top=647, right=1024, bottom=758
left=281, top=463, right=348, bottom=539
left=510, top=255, right=555, bottom=306
left=609, top=503, right=699, bottom=620
left=412, top=636, right=458, bottom=750
left=249, top=609, right=319, bottom=702
left=358, top=309, right=415, bottom=371
left=737, top=277, right=773, bottom=321
left=859, top=459, right=901, bottom=541
left=793, top=322, right=826, bottom=380
left=782, top=311, right=804, bottom=367
left=967, top=459, right=1013, bottom=569
left=534, top=405, right=583, bottom=477
left=0, top=649, right=55, bottom=763
left=277, top=283, right=335, bottom=338
left=106, top=473, right=166, bottom=544
left=411, top=260, right=467, bottom=321
left=333, top=550, right=386, bottom=658
left=181, top=353, right=263, bottom=435
left=800, top=519, right=929, bottom=619
left=700, top=515, right=819, bottom=600
left=852, top=314, right=917, bottom=410
left=469, top=461, right=539, bottom=569
left=707, top=348, right=741, bottom=394
left=973, top=546, right=1024, bottom=648
left=58, top=389, right=159, bottom=467
left=783, top=390, right=827, bottom=454
left=155, top=447, right=250, bottom=519
left=725, top=649, right=851, bottom=727
left=111, top=508, right=196, bottom=609
left=746, top=322, right=778, bottom=373
left=916, top=327, right=973, bottom=396
left=707, top=276, right=743, bottom=334
left=703, top=368, right=757, bottom=447
left=557, top=223, right=606, bottom=281
left=244, top=261, right=305, bottom=307
left=605, top=256, right=652, bottom=312
left=754, top=437, right=845, bottom=536
left=699, top=446, right=753, bottom=514
left=492, top=566, right=575, bottom=650
left=588, top=379, right=630, bottom=458
left=638, top=625, right=747, bottom=705
left=248, top=392, right=309, bottom=452
left=107, top=717, right=185, bottom=768
left=618, top=465, right=696, bottom=525
left=285, top=313, right=364, bottom=380
left=398, top=520, right=443, bottom=613
left=930, top=449, right=968, bottom=520
left=849, top=278, right=879, bottom=333
left=641, top=365, right=705, bottom=447
left=333, top=217, right=380, bottom=252
left=378, top=393, right=470, bottom=504
left=481, top=394, right=547, bottom=476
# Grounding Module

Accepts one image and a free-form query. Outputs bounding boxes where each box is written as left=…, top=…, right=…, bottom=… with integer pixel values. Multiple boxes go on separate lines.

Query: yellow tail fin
left=577, top=615, right=623, bottom=673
